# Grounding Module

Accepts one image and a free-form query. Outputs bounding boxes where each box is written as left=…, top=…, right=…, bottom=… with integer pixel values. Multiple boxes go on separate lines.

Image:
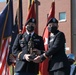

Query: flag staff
left=6, top=0, right=9, bottom=3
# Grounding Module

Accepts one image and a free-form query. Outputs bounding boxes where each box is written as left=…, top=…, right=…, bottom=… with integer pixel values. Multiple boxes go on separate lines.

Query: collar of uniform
left=26, top=31, right=34, bottom=37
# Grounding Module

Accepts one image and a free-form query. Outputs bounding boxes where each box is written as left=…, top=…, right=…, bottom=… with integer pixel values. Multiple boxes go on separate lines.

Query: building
left=0, top=0, right=76, bottom=57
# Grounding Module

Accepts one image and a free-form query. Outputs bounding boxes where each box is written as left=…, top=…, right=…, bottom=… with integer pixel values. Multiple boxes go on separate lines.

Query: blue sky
left=0, top=0, right=6, bottom=2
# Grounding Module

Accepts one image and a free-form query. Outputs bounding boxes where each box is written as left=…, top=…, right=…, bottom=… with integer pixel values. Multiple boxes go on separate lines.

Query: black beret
left=47, top=18, right=58, bottom=25
left=25, top=18, right=36, bottom=26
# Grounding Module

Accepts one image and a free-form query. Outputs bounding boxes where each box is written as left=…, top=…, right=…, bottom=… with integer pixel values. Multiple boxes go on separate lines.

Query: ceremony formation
left=0, top=0, right=76, bottom=75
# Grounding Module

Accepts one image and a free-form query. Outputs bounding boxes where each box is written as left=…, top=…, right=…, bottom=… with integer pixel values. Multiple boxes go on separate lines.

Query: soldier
left=33, top=18, right=70, bottom=75
left=12, top=18, right=44, bottom=75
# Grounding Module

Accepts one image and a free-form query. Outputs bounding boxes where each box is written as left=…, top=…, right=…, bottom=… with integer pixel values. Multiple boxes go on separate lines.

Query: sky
left=0, top=0, right=6, bottom=2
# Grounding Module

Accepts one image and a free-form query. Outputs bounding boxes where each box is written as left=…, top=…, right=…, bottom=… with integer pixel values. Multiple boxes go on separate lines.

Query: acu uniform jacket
left=12, top=32, right=44, bottom=74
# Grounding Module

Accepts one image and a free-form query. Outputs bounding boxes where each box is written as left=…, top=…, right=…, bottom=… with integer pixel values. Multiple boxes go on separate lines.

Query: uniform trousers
left=14, top=72, right=37, bottom=75
left=49, top=67, right=70, bottom=75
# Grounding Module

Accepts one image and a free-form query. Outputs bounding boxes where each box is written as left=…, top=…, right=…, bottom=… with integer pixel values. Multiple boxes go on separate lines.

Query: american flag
left=0, top=39, right=10, bottom=75
left=0, top=0, right=13, bottom=75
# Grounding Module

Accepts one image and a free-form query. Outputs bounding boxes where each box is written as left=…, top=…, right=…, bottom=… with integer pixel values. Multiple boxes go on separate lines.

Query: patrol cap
left=67, top=54, right=75, bottom=60
left=25, top=18, right=36, bottom=26
left=47, top=18, right=58, bottom=25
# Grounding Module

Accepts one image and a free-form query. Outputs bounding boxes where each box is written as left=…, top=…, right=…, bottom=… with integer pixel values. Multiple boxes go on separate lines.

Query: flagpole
left=6, top=0, right=9, bottom=3
left=17, top=0, right=20, bottom=31
left=19, top=0, right=23, bottom=31
left=28, top=0, right=32, bottom=10
left=16, top=0, right=23, bottom=32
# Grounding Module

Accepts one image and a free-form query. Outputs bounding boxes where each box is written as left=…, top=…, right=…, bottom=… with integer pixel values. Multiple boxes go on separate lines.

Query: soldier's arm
left=12, top=34, right=22, bottom=58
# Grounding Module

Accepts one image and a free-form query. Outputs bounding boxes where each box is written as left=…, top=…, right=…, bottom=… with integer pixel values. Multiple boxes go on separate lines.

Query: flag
left=0, top=0, right=13, bottom=44
left=7, top=1, right=21, bottom=75
left=16, top=0, right=23, bottom=31
left=39, top=1, right=55, bottom=75
left=26, top=0, right=36, bottom=21
left=0, top=39, right=11, bottom=75
left=22, top=0, right=32, bottom=33
left=7, top=0, right=23, bottom=66
left=0, top=0, right=13, bottom=75
left=7, top=25, right=18, bottom=66
left=6, top=0, right=14, bottom=66
left=22, top=0, right=36, bottom=33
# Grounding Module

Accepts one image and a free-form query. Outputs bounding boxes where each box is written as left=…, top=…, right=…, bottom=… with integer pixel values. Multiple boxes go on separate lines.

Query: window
left=0, top=0, right=6, bottom=2
left=59, top=12, right=66, bottom=22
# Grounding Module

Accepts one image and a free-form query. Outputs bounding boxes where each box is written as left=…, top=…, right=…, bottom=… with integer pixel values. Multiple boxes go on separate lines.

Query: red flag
left=26, top=0, right=36, bottom=21
left=22, top=0, right=36, bottom=33
left=48, top=1, right=55, bottom=21
left=39, top=1, right=55, bottom=75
